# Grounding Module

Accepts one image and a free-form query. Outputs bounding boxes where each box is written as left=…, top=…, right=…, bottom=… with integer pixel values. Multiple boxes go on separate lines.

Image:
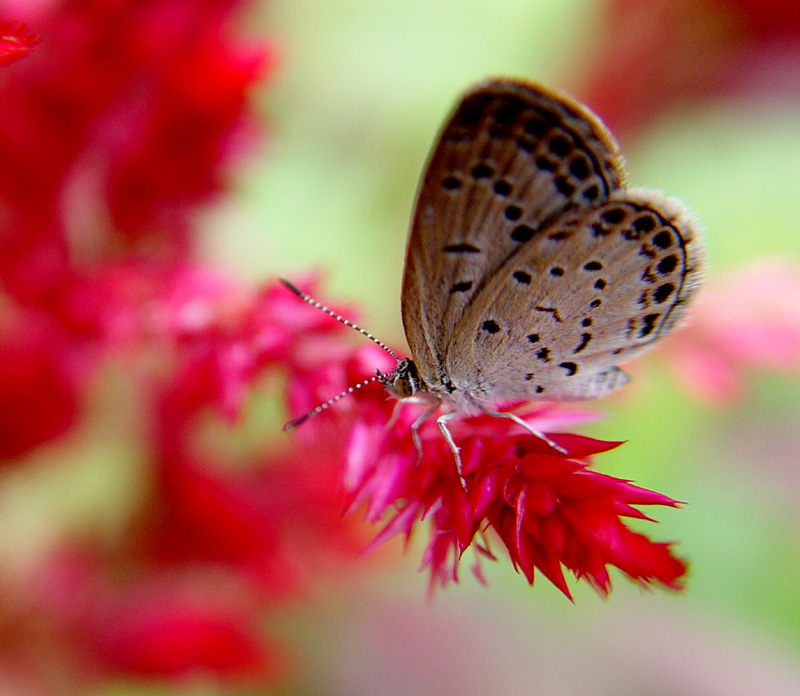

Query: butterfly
left=284, top=78, right=703, bottom=484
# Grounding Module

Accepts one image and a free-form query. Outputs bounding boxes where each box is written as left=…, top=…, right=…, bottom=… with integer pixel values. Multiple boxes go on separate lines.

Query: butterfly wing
left=401, top=79, right=627, bottom=391
left=447, top=189, right=704, bottom=401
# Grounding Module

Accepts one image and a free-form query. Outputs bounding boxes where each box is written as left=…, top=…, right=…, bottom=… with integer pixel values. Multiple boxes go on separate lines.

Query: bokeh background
left=2, top=0, right=800, bottom=694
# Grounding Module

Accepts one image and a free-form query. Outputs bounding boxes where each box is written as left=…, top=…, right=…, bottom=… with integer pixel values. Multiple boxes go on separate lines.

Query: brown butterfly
left=284, top=78, right=703, bottom=484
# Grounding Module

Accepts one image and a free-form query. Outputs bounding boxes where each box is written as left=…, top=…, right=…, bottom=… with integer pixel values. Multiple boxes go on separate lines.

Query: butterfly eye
left=392, top=374, right=416, bottom=398
left=387, top=359, right=421, bottom=399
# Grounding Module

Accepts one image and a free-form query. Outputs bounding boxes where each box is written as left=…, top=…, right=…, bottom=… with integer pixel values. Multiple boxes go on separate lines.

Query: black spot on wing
left=601, top=208, right=626, bottom=224
left=471, top=163, right=493, bottom=179
left=653, top=283, right=675, bottom=303
left=511, top=225, right=535, bottom=243
left=513, top=271, right=531, bottom=284
left=554, top=176, right=574, bottom=197
left=653, top=230, right=673, bottom=249
left=535, top=156, right=557, bottom=172
left=444, top=243, right=481, bottom=253
left=574, top=333, right=592, bottom=353
left=493, top=180, right=512, bottom=196
left=657, top=255, right=679, bottom=275
left=569, top=156, right=590, bottom=180
left=535, top=306, right=563, bottom=322
left=633, top=215, right=656, bottom=233
left=638, top=313, right=660, bottom=338
left=582, top=184, right=600, bottom=201
left=549, top=135, right=571, bottom=156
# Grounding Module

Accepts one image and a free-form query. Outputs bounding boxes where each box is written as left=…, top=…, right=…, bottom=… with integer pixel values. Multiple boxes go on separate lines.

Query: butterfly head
left=380, top=358, right=422, bottom=400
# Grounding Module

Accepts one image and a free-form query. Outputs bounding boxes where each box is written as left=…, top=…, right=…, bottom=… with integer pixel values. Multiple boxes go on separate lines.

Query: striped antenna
left=279, top=278, right=400, bottom=361
left=283, top=371, right=388, bottom=431
left=280, top=278, right=400, bottom=430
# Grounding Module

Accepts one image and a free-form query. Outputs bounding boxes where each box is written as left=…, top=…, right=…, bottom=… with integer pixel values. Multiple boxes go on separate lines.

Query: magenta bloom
left=662, top=259, right=800, bottom=403
left=352, top=408, right=686, bottom=597
left=0, top=308, right=78, bottom=460
left=284, top=320, right=688, bottom=598
left=29, top=549, right=280, bottom=683
left=577, top=0, right=800, bottom=136
left=0, top=21, right=38, bottom=66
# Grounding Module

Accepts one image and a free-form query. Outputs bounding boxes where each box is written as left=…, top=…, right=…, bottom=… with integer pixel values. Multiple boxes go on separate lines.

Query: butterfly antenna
left=279, top=277, right=400, bottom=361
left=283, top=371, right=386, bottom=431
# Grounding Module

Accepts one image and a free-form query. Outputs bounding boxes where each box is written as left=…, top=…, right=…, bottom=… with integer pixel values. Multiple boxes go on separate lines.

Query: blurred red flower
left=24, top=548, right=282, bottom=684
left=90, top=581, right=278, bottom=680
left=661, top=259, right=800, bottom=403
left=0, top=0, right=332, bottom=688
left=0, top=0, right=276, bottom=462
left=0, top=307, right=79, bottom=460
left=0, top=0, right=273, bottom=309
left=578, top=0, right=800, bottom=137
left=0, top=21, right=38, bottom=65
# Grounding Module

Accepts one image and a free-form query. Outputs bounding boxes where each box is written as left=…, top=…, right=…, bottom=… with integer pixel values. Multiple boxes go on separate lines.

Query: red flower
left=103, top=19, right=271, bottom=244
left=84, top=273, right=367, bottom=594
left=0, top=0, right=275, bottom=307
left=465, top=434, right=686, bottom=597
left=91, top=584, right=278, bottom=679
left=351, top=404, right=686, bottom=597
left=283, top=324, right=688, bottom=598
left=0, top=21, right=38, bottom=66
left=0, top=0, right=276, bottom=457
left=577, top=0, right=800, bottom=137
left=0, top=307, right=79, bottom=460
left=133, top=452, right=364, bottom=598
left=660, top=258, right=800, bottom=403
left=28, top=548, right=281, bottom=683
left=0, top=0, right=315, bottom=686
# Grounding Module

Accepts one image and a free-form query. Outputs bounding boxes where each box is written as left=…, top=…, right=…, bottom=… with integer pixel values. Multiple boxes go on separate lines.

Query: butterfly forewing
left=401, top=79, right=627, bottom=390
left=448, top=189, right=703, bottom=401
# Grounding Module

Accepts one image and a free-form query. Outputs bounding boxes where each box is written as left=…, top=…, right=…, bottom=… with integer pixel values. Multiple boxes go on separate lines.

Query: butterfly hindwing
left=447, top=190, right=703, bottom=401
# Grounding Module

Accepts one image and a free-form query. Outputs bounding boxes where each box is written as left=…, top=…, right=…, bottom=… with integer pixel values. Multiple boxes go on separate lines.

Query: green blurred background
left=167, top=0, right=800, bottom=692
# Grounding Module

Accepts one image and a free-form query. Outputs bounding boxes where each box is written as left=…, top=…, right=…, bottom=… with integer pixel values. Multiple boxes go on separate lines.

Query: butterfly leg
left=475, top=403, right=567, bottom=455
left=437, top=411, right=468, bottom=491
left=384, top=399, right=405, bottom=431
left=409, top=403, right=439, bottom=466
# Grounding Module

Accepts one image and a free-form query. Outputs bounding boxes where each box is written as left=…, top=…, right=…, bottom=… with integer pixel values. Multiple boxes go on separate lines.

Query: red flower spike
left=0, top=22, right=39, bottom=66
left=661, top=259, right=800, bottom=404
left=340, top=390, right=689, bottom=596
left=0, top=309, right=80, bottom=460
left=548, top=433, right=626, bottom=457
left=578, top=0, right=800, bottom=137
left=471, top=467, right=503, bottom=520
left=95, top=592, right=278, bottom=679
